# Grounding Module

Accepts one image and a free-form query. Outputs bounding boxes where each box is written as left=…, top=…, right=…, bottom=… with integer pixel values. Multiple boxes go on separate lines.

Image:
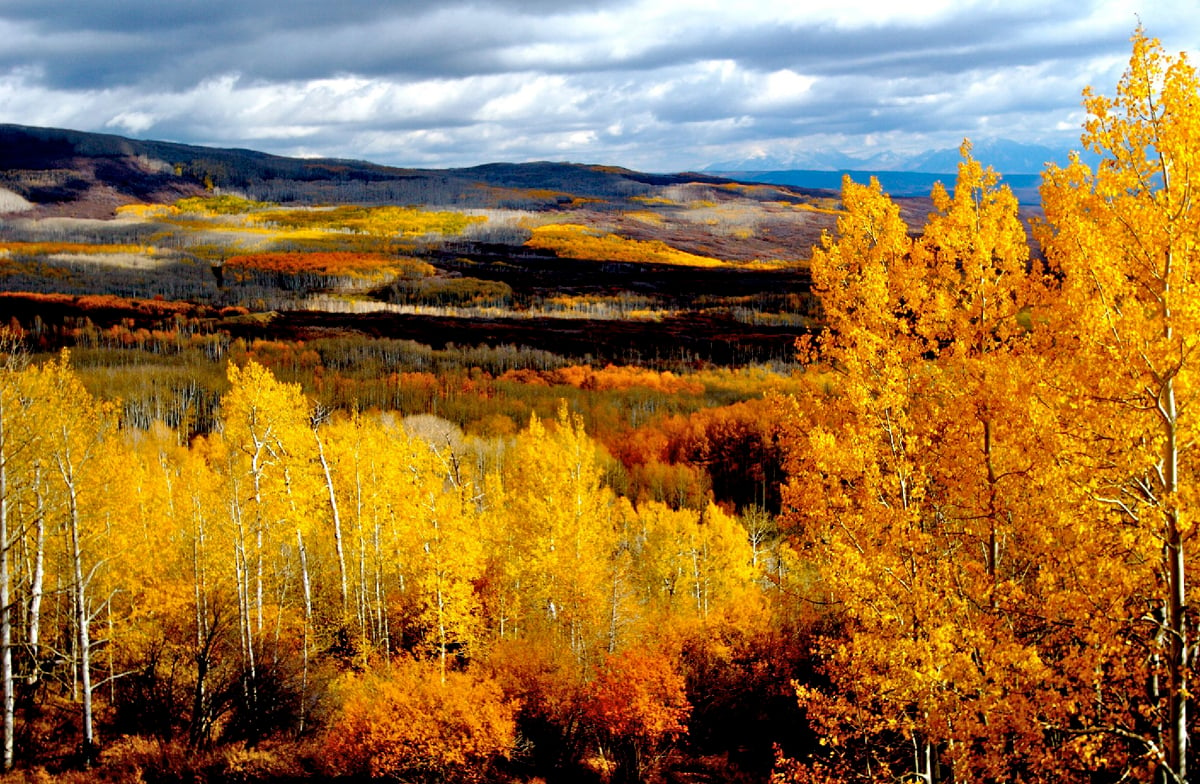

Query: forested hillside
left=0, top=28, right=1194, bottom=784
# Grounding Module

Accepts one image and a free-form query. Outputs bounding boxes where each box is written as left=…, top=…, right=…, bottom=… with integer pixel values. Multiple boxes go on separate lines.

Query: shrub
left=583, top=645, right=692, bottom=783
left=322, top=658, right=518, bottom=783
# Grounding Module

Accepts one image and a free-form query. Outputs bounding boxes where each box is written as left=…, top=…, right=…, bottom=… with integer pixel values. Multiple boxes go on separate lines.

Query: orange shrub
left=498, top=365, right=704, bottom=395
left=587, top=646, right=690, bottom=744
left=0, top=292, right=204, bottom=318
left=323, top=659, right=519, bottom=784
left=583, top=645, right=692, bottom=781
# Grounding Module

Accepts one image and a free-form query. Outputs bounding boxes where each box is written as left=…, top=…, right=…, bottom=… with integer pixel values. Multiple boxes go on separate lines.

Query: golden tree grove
left=779, top=30, right=1200, bottom=784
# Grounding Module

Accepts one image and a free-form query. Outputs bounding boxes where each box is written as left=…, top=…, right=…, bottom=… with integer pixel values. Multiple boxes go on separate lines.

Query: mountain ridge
left=705, top=138, right=1093, bottom=176
left=0, top=123, right=752, bottom=217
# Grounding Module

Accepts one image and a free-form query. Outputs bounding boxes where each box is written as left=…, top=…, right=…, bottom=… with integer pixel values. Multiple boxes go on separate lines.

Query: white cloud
left=105, top=111, right=156, bottom=134
left=0, top=0, right=1197, bottom=170
left=752, top=69, right=817, bottom=109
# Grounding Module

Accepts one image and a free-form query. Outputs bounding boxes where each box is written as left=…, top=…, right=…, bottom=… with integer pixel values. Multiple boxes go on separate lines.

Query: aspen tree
left=782, top=151, right=1055, bottom=781
left=220, top=360, right=317, bottom=734
left=32, top=354, right=111, bottom=764
left=498, top=404, right=617, bottom=664
left=1038, top=30, right=1200, bottom=784
left=310, top=407, right=349, bottom=618
left=0, top=335, right=32, bottom=771
left=406, top=433, right=483, bottom=683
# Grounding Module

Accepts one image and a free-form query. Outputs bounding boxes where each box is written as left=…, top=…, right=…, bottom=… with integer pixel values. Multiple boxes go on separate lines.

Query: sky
left=0, top=0, right=1197, bottom=172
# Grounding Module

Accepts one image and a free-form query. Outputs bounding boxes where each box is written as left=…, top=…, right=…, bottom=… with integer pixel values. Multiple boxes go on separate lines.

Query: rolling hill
left=0, top=123, right=759, bottom=217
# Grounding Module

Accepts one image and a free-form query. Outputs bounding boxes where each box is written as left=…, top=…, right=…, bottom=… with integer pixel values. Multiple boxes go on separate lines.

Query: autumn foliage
left=324, top=659, right=519, bottom=783
left=0, top=27, right=1192, bottom=784
left=223, top=251, right=434, bottom=278
left=252, top=204, right=484, bottom=236
left=0, top=242, right=155, bottom=256
left=0, top=345, right=789, bottom=781
left=776, top=30, right=1200, bottom=784
left=526, top=223, right=725, bottom=267
left=584, top=645, right=691, bottom=781
left=498, top=364, right=704, bottom=395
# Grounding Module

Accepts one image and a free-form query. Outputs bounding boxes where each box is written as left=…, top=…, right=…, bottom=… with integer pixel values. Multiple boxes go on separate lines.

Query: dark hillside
left=0, top=124, right=837, bottom=215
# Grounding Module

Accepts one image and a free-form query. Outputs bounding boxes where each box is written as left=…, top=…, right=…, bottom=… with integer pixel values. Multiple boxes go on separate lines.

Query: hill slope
left=0, top=124, right=750, bottom=217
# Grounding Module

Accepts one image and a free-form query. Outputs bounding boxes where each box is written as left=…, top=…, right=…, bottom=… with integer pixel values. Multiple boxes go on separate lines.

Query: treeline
left=63, top=328, right=793, bottom=513
left=0, top=350, right=806, bottom=783
left=0, top=310, right=797, bottom=514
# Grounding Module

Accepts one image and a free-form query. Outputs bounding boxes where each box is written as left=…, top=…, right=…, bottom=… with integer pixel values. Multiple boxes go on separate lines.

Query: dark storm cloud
left=0, top=0, right=630, bottom=88
left=0, top=0, right=1124, bottom=88
left=0, top=0, right=1194, bottom=171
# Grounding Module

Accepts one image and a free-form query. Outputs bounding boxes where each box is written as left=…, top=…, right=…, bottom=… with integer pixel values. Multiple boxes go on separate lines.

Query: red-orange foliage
left=607, top=398, right=785, bottom=510
left=224, top=251, right=433, bottom=277
left=584, top=645, right=692, bottom=781
left=322, top=659, right=519, bottom=784
left=485, top=636, right=591, bottom=752
left=587, top=647, right=690, bottom=743
left=0, top=291, right=206, bottom=318
left=498, top=364, right=704, bottom=394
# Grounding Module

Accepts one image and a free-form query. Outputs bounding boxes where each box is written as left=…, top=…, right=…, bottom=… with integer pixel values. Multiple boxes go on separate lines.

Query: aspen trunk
left=1162, top=381, right=1186, bottom=784
left=313, top=430, right=349, bottom=615
left=66, top=483, right=94, bottom=764
left=355, top=468, right=368, bottom=650
left=296, top=529, right=311, bottom=733
left=373, top=518, right=388, bottom=652
left=231, top=496, right=257, bottom=710
left=26, top=464, right=44, bottom=688
left=250, top=450, right=265, bottom=640
left=190, top=495, right=211, bottom=747
left=0, top=410, right=12, bottom=772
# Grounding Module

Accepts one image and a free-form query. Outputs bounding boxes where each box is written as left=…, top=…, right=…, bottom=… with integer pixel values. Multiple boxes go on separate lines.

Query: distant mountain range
left=724, top=170, right=1052, bottom=203
left=706, top=138, right=1092, bottom=176
left=704, top=139, right=1100, bottom=203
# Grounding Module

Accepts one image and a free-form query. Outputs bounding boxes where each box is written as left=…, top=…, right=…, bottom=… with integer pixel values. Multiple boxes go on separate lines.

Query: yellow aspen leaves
left=779, top=30, right=1200, bottom=784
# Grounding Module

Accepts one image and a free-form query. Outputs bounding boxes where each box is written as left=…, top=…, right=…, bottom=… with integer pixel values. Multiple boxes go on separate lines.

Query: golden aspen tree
left=310, top=408, right=350, bottom=621
left=476, top=471, right=522, bottom=646
left=632, top=501, right=756, bottom=624
left=1037, top=30, right=1200, bottom=784
left=345, top=414, right=415, bottom=659
left=0, top=334, right=34, bottom=771
left=630, top=501, right=700, bottom=618
left=900, top=147, right=1070, bottom=781
left=173, top=433, right=238, bottom=747
left=314, top=412, right=394, bottom=659
left=17, top=398, right=52, bottom=694
left=781, top=149, right=1060, bottom=781
left=493, top=404, right=617, bottom=664
left=781, top=176, right=945, bottom=781
left=101, top=424, right=239, bottom=747
left=219, top=360, right=319, bottom=735
left=28, top=353, right=113, bottom=764
left=396, top=429, right=483, bottom=682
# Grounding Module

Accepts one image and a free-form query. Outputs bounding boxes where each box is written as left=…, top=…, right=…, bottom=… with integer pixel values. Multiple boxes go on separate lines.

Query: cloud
left=0, top=0, right=1196, bottom=171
